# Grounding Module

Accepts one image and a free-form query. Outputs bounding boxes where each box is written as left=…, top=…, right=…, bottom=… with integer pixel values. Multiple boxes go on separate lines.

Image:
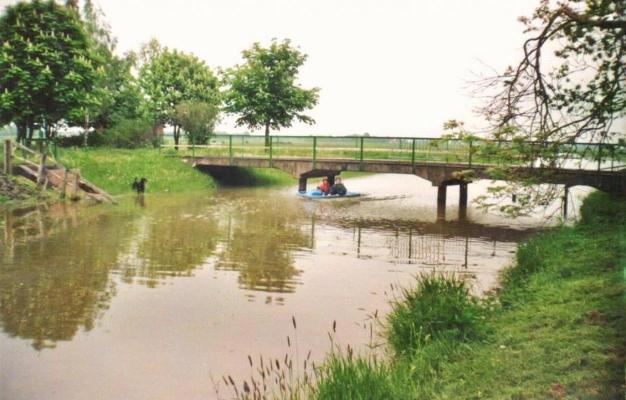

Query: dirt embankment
left=0, top=173, right=40, bottom=202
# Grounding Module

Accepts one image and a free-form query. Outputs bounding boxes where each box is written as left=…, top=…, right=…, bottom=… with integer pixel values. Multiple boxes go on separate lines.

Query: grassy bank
left=307, top=191, right=625, bottom=399
left=58, top=148, right=216, bottom=195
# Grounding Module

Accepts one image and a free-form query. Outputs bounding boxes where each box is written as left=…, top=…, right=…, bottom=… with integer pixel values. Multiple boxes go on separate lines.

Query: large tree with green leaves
left=223, top=39, right=319, bottom=145
left=138, top=40, right=220, bottom=147
left=74, top=0, right=143, bottom=136
left=0, top=0, right=97, bottom=142
left=476, top=0, right=625, bottom=215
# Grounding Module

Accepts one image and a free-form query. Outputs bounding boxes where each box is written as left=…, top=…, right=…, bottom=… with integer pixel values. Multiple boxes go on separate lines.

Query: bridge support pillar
left=437, top=184, right=447, bottom=221
left=328, top=175, right=335, bottom=186
left=298, top=177, right=307, bottom=193
left=459, top=183, right=468, bottom=220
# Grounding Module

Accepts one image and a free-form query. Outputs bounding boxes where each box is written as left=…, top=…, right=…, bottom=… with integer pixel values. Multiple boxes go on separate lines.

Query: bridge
left=163, top=134, right=626, bottom=217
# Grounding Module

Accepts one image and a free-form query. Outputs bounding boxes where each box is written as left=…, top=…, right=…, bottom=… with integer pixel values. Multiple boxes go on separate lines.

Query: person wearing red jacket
left=316, top=177, right=330, bottom=194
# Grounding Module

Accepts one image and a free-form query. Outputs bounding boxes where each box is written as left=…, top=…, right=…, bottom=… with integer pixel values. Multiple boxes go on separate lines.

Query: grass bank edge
left=310, top=191, right=625, bottom=399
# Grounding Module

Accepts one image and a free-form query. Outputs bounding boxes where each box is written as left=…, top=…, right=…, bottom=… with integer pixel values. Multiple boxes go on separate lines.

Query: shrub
left=102, top=118, right=153, bottom=148
left=56, top=132, right=106, bottom=147
left=387, top=274, right=484, bottom=356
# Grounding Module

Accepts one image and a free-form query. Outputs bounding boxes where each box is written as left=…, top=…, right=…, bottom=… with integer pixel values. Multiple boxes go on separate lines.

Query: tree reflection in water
left=114, top=196, right=221, bottom=287
left=0, top=204, right=137, bottom=350
left=214, top=196, right=312, bottom=294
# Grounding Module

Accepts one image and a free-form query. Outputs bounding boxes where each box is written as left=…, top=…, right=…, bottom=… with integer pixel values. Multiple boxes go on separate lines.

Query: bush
left=387, top=274, right=484, bottom=356
left=102, top=118, right=153, bottom=148
left=55, top=119, right=152, bottom=149
left=56, top=132, right=107, bottom=147
left=56, top=134, right=85, bottom=147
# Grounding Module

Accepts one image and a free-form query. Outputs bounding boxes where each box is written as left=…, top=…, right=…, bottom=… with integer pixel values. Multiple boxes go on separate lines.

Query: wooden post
left=36, top=153, right=47, bottom=189
left=3, top=139, right=11, bottom=175
left=328, top=175, right=335, bottom=186
left=60, top=168, right=68, bottom=199
left=298, top=177, right=307, bottom=193
left=71, top=169, right=81, bottom=200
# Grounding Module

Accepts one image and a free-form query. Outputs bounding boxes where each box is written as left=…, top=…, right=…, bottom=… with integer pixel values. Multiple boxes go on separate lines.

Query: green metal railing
left=160, top=134, right=626, bottom=172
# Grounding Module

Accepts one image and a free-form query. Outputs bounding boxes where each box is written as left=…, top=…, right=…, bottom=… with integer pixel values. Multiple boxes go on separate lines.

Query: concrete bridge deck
left=170, top=132, right=624, bottom=219
left=185, top=155, right=625, bottom=192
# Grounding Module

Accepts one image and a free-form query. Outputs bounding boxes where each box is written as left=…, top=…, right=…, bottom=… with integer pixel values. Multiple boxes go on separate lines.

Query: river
left=0, top=174, right=584, bottom=400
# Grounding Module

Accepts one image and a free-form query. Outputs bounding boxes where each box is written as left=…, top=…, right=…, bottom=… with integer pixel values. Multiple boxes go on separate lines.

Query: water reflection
left=115, top=196, right=221, bottom=287
left=0, top=204, right=135, bottom=350
left=213, top=196, right=311, bottom=293
left=0, top=187, right=536, bottom=351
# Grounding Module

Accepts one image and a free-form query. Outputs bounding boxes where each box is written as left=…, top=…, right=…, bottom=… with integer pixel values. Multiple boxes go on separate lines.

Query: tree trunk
left=264, top=121, right=271, bottom=147
left=174, top=125, right=180, bottom=151
left=44, top=122, right=53, bottom=141
left=27, top=123, right=34, bottom=147
left=16, top=124, right=26, bottom=144
left=83, top=111, right=89, bottom=147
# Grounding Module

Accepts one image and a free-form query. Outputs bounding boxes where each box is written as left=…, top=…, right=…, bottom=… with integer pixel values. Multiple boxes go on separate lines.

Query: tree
left=71, top=0, right=143, bottom=142
left=477, top=0, right=625, bottom=215
left=484, top=0, right=625, bottom=144
left=0, top=0, right=97, bottom=142
left=138, top=40, right=220, bottom=147
left=175, top=101, right=220, bottom=145
left=223, top=39, right=319, bottom=145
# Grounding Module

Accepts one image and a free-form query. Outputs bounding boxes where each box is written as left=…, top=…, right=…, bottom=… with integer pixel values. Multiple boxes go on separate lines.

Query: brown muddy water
left=0, top=174, right=587, bottom=400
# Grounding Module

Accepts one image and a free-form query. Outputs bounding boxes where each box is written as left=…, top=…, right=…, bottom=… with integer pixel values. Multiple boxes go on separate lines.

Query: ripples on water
left=0, top=174, right=588, bottom=400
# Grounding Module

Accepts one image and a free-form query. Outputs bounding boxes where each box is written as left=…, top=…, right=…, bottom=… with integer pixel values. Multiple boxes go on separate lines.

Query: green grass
left=387, top=274, right=485, bottom=357
left=434, top=191, right=626, bottom=399
left=58, top=147, right=216, bottom=195
left=310, top=191, right=625, bottom=399
left=314, top=353, right=408, bottom=400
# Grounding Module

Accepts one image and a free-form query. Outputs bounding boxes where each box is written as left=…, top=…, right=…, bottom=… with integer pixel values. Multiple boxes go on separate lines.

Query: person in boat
left=316, top=177, right=330, bottom=195
left=329, top=176, right=347, bottom=196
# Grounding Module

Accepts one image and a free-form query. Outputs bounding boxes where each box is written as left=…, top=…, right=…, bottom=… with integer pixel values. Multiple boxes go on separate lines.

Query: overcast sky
left=1, top=0, right=543, bottom=136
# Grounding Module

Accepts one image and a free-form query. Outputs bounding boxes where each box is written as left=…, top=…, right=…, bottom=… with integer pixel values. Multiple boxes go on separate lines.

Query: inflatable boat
left=297, top=190, right=361, bottom=200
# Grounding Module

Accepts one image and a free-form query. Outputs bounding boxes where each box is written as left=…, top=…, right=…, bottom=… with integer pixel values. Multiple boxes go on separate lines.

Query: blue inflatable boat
left=297, top=190, right=361, bottom=200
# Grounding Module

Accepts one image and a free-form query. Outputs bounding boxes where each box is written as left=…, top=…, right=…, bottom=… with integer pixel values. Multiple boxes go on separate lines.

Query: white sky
left=1, top=0, right=541, bottom=136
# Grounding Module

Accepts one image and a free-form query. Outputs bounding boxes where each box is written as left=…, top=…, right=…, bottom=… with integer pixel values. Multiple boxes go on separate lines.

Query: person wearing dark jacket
left=329, top=177, right=347, bottom=196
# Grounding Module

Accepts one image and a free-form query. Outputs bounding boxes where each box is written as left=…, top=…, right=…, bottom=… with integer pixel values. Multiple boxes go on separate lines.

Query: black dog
left=132, top=177, right=148, bottom=193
